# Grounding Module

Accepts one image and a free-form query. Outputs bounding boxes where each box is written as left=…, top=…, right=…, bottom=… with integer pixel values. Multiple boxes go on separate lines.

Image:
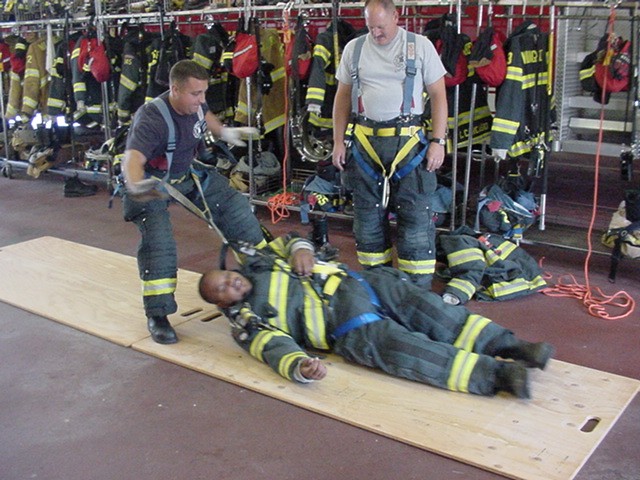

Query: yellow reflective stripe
left=268, top=268, right=290, bottom=333
left=142, top=277, right=177, bottom=296
left=579, top=66, right=595, bottom=80
left=308, top=114, right=332, bottom=128
left=71, top=48, right=79, bottom=59
left=47, top=98, right=65, bottom=108
left=306, top=86, right=325, bottom=102
left=357, top=248, right=392, bottom=267
left=498, top=241, right=517, bottom=259
left=255, top=239, right=268, bottom=249
left=485, top=279, right=531, bottom=298
left=311, top=263, right=343, bottom=276
left=447, top=350, right=478, bottom=393
left=120, top=75, right=137, bottom=91
left=447, top=248, right=484, bottom=267
left=530, top=275, right=547, bottom=289
left=22, top=97, right=38, bottom=109
left=301, top=280, right=329, bottom=349
left=193, top=52, right=213, bottom=70
left=279, top=351, right=308, bottom=380
left=447, top=278, right=476, bottom=299
left=249, top=329, right=286, bottom=359
left=24, top=68, right=40, bottom=78
left=322, top=274, right=344, bottom=297
left=505, top=65, right=523, bottom=81
left=268, top=236, right=287, bottom=256
left=397, top=258, right=435, bottom=275
left=492, top=117, right=519, bottom=135
left=73, top=82, right=86, bottom=92
left=313, top=44, right=331, bottom=64
left=271, top=66, right=285, bottom=82
left=263, top=114, right=285, bottom=132
left=454, top=314, right=491, bottom=351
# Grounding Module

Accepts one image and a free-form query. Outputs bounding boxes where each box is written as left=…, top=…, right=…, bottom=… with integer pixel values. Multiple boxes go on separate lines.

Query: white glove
left=492, top=148, right=508, bottom=161
left=219, top=126, right=259, bottom=147
left=442, top=293, right=461, bottom=306
left=76, top=100, right=87, bottom=116
left=126, top=178, right=167, bottom=202
left=307, top=104, right=321, bottom=115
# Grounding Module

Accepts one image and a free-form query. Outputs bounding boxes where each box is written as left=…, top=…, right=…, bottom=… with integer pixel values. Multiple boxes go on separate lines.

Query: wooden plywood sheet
left=134, top=317, right=639, bottom=480
left=1, top=237, right=638, bottom=480
left=0, top=236, right=218, bottom=346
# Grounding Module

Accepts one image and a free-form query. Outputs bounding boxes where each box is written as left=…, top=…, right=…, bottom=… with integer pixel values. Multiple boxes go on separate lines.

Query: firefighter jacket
left=145, top=29, right=192, bottom=103
left=116, top=28, right=158, bottom=124
left=47, top=33, right=80, bottom=117
left=71, top=32, right=113, bottom=126
left=438, top=228, right=546, bottom=304
left=5, top=35, right=27, bottom=118
left=234, top=28, right=286, bottom=135
left=490, top=21, right=552, bottom=158
left=304, top=20, right=357, bottom=128
left=191, top=25, right=230, bottom=115
left=22, top=36, right=49, bottom=118
left=230, top=235, right=347, bottom=382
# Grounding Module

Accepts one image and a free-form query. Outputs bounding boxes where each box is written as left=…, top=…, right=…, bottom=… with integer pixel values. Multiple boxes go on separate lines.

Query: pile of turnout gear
left=436, top=226, right=547, bottom=305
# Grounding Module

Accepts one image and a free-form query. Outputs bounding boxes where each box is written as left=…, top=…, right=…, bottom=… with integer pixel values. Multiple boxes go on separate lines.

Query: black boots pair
left=493, top=341, right=555, bottom=399
left=147, top=316, right=178, bottom=344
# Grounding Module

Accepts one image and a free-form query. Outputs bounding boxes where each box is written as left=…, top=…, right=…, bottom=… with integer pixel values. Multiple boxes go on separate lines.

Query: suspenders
left=150, top=97, right=204, bottom=181
left=350, top=31, right=417, bottom=118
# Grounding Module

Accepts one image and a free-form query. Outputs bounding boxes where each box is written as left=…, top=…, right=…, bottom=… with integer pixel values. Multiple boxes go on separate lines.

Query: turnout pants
left=123, top=166, right=265, bottom=318
left=330, top=267, right=518, bottom=396
left=344, top=122, right=437, bottom=287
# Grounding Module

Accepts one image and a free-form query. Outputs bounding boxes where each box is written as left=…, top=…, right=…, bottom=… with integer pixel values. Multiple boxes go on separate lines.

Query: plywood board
left=1, top=237, right=638, bottom=480
left=0, top=236, right=218, bottom=346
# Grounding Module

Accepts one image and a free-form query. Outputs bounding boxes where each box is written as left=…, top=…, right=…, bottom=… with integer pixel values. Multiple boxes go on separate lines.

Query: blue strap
left=151, top=98, right=176, bottom=182
left=332, top=312, right=382, bottom=339
left=331, top=270, right=385, bottom=340
left=402, top=32, right=416, bottom=117
left=392, top=130, right=428, bottom=181
left=351, top=131, right=428, bottom=183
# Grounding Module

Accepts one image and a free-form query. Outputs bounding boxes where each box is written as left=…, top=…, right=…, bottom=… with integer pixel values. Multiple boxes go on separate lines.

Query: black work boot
left=64, top=175, right=98, bottom=197
left=496, top=341, right=555, bottom=370
left=495, top=362, right=530, bottom=399
left=147, top=316, right=178, bottom=344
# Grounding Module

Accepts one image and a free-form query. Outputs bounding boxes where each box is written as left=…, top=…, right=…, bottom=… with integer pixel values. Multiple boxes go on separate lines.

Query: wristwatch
left=430, top=137, right=446, bottom=146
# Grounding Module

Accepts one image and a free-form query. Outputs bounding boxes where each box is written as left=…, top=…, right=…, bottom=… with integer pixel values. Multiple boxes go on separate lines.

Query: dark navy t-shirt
left=126, top=91, right=209, bottom=177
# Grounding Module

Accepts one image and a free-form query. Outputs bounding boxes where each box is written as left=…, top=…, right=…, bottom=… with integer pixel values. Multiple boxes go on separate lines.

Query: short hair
left=364, top=0, right=396, bottom=12
left=169, top=59, right=209, bottom=86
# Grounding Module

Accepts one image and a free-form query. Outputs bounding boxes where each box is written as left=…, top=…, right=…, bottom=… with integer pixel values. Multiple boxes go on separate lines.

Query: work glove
left=126, top=178, right=168, bottom=202
left=75, top=100, right=87, bottom=117
left=307, top=103, right=321, bottom=115
left=219, top=126, right=259, bottom=147
left=492, top=148, right=508, bottom=161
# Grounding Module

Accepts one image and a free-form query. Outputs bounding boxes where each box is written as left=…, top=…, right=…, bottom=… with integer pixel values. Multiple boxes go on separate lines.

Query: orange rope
left=540, top=6, right=635, bottom=320
left=267, top=10, right=299, bottom=224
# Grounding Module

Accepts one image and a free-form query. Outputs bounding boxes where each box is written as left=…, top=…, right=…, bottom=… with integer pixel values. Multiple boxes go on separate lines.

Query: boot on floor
left=147, top=316, right=178, bottom=344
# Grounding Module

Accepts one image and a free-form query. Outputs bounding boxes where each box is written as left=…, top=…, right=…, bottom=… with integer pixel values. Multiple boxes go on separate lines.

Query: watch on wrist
left=430, top=137, right=446, bottom=146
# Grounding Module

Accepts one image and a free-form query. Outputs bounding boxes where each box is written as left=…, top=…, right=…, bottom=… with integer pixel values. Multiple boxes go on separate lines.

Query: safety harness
left=347, top=32, right=429, bottom=208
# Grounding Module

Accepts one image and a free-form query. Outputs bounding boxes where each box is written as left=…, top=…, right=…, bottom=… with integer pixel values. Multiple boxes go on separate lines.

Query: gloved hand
left=219, top=126, right=259, bottom=147
left=76, top=100, right=87, bottom=116
left=492, top=148, right=508, bottom=161
left=126, top=178, right=168, bottom=202
left=307, top=103, right=321, bottom=115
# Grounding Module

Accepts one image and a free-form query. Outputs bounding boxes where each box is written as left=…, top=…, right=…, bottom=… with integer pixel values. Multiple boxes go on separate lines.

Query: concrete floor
left=1, top=168, right=639, bottom=480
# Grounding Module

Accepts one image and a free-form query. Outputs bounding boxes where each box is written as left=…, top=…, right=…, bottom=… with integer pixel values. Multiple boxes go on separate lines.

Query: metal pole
left=461, top=1, right=485, bottom=227
left=0, top=71, right=9, bottom=159
left=448, top=0, right=463, bottom=231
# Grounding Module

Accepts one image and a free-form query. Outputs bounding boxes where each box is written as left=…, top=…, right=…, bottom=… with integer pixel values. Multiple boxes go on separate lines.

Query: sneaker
left=64, top=175, right=98, bottom=197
